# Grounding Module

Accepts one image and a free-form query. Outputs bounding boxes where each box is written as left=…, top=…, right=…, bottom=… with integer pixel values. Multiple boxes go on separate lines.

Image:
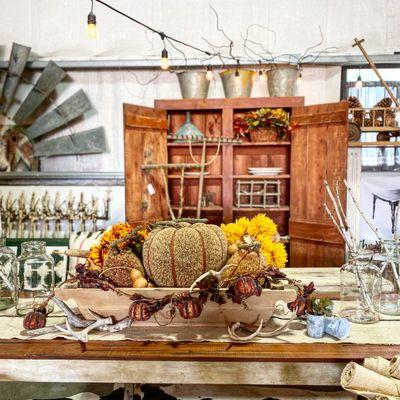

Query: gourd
left=143, top=221, right=228, bottom=287
left=222, top=236, right=267, bottom=281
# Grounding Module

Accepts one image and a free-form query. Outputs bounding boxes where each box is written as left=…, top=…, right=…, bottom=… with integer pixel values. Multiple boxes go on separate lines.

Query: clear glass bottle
left=377, top=241, right=400, bottom=315
left=16, top=241, right=55, bottom=316
left=340, top=250, right=382, bottom=324
left=0, top=237, right=17, bottom=311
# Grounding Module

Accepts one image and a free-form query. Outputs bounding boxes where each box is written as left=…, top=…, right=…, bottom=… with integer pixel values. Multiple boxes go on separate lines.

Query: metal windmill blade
left=0, top=42, right=107, bottom=171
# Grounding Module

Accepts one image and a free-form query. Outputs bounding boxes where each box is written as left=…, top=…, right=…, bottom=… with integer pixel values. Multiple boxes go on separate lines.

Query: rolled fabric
left=341, top=362, right=400, bottom=397
left=390, top=356, right=400, bottom=380
left=363, top=356, right=391, bottom=377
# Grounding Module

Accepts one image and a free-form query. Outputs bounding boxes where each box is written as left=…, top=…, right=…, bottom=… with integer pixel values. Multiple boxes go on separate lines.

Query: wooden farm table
left=0, top=268, right=399, bottom=387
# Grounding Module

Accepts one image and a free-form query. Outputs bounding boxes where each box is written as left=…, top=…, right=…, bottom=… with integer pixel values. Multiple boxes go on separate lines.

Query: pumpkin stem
left=110, top=226, right=142, bottom=253
left=150, top=218, right=208, bottom=229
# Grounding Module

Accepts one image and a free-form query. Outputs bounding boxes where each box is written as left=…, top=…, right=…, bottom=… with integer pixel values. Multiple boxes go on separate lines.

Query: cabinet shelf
left=233, top=142, right=291, bottom=146
left=233, top=206, right=290, bottom=212
left=168, top=175, right=223, bottom=179
left=349, top=141, right=400, bottom=148
left=171, top=206, right=223, bottom=211
left=233, top=174, right=290, bottom=179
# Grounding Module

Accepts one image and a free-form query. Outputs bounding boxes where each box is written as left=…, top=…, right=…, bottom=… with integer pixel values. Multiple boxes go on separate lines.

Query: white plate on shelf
left=185, top=171, right=210, bottom=176
left=248, top=167, right=283, bottom=175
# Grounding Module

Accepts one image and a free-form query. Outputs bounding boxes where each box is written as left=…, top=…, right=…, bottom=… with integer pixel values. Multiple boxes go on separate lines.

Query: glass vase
left=340, top=250, right=381, bottom=324
left=16, top=241, right=55, bottom=316
left=375, top=241, right=400, bottom=315
left=0, top=238, right=17, bottom=311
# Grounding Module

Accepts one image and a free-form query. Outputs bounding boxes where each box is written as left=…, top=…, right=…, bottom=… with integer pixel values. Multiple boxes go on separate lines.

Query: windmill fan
left=0, top=42, right=106, bottom=172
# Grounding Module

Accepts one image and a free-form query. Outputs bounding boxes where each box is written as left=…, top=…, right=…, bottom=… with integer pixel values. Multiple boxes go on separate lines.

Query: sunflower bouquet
left=221, top=214, right=287, bottom=269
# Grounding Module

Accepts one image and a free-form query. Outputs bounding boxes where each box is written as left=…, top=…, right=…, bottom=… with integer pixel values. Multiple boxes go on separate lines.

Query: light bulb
left=297, top=72, right=302, bottom=85
left=206, top=65, right=213, bottom=81
left=258, top=70, right=266, bottom=82
left=355, top=75, right=363, bottom=89
left=87, top=11, right=97, bottom=39
left=161, top=48, right=169, bottom=70
left=234, top=69, right=240, bottom=84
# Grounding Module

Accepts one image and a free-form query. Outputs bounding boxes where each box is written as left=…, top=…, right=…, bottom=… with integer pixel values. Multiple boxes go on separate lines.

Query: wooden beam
left=33, top=127, right=106, bottom=157
left=353, top=38, right=400, bottom=107
left=25, top=89, right=91, bottom=140
left=0, top=43, right=31, bottom=115
left=0, top=340, right=399, bottom=362
left=13, top=61, right=67, bottom=124
left=0, top=359, right=345, bottom=386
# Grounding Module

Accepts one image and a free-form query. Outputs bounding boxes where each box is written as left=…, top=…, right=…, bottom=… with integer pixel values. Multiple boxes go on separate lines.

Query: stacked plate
left=248, top=167, right=283, bottom=176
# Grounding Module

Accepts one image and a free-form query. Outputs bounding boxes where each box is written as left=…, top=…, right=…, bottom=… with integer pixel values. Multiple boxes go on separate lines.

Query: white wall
left=0, top=0, right=398, bottom=61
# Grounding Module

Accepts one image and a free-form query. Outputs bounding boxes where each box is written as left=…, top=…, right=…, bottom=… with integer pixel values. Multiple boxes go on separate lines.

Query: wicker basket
left=249, top=127, right=278, bottom=142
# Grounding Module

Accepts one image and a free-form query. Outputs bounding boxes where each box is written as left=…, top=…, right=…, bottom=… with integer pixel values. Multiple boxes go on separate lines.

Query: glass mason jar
left=16, top=241, right=55, bottom=316
left=0, top=238, right=17, bottom=311
left=375, top=241, right=400, bottom=315
left=340, top=250, right=382, bottom=324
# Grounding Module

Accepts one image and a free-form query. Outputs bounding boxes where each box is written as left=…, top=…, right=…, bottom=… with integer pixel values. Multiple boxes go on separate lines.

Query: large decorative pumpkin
left=143, top=222, right=228, bottom=287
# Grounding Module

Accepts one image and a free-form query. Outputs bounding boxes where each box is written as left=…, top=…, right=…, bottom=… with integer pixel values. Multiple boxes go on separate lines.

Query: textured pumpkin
left=222, top=248, right=267, bottom=281
left=103, top=249, right=145, bottom=287
left=23, top=309, right=47, bottom=330
left=129, top=301, right=153, bottom=321
left=143, top=223, right=228, bottom=287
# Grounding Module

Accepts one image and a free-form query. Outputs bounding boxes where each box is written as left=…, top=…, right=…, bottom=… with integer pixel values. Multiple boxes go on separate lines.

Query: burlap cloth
left=2, top=301, right=400, bottom=343
left=341, top=356, right=400, bottom=399
left=341, top=362, right=400, bottom=399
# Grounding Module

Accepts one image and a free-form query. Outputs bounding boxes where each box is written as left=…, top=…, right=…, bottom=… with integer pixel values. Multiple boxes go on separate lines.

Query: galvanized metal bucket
left=220, top=69, right=256, bottom=98
left=267, top=66, right=299, bottom=97
left=176, top=71, right=210, bottom=99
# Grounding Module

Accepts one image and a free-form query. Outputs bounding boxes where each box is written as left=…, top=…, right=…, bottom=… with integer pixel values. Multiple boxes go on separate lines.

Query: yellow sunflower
left=87, top=244, right=104, bottom=272
left=247, top=214, right=278, bottom=238
left=220, top=222, right=246, bottom=245
left=269, top=242, right=288, bottom=269
left=235, top=217, right=251, bottom=231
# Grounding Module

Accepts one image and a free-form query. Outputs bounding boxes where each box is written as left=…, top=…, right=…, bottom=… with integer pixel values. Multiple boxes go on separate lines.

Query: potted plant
left=306, top=298, right=333, bottom=338
left=233, top=107, right=291, bottom=142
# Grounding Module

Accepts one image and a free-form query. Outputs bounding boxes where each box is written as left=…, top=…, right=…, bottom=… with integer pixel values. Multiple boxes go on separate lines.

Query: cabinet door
left=290, top=101, right=348, bottom=267
left=123, top=103, right=168, bottom=224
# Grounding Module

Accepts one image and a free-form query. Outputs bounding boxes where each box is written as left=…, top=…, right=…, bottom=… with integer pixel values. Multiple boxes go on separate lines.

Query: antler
left=55, top=309, right=113, bottom=342
left=189, top=264, right=232, bottom=293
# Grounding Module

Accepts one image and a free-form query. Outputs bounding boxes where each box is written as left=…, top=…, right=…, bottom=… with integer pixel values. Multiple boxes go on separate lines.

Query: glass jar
left=0, top=238, right=17, bottom=311
left=340, top=250, right=382, bottom=324
left=16, top=241, right=55, bottom=316
left=376, top=241, right=400, bottom=315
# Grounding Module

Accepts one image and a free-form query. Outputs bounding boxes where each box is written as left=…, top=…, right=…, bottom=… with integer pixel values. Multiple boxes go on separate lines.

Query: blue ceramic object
left=306, top=314, right=325, bottom=338
left=324, top=316, right=350, bottom=340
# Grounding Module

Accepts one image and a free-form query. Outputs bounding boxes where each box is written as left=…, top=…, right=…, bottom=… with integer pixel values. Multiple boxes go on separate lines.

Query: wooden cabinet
left=124, top=98, right=348, bottom=267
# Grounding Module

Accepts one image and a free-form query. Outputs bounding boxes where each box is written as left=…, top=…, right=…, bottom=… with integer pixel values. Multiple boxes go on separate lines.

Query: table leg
left=391, top=201, right=399, bottom=234
left=372, top=195, right=377, bottom=219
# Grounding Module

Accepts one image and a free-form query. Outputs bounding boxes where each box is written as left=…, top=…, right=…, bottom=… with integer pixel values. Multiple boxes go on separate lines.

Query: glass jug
left=376, top=241, right=400, bottom=315
left=340, top=250, right=382, bottom=324
left=16, top=241, right=55, bottom=316
left=0, top=238, right=17, bottom=311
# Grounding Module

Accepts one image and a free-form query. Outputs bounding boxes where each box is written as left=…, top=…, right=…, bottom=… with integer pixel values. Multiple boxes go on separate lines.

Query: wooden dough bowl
left=55, top=287, right=297, bottom=327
